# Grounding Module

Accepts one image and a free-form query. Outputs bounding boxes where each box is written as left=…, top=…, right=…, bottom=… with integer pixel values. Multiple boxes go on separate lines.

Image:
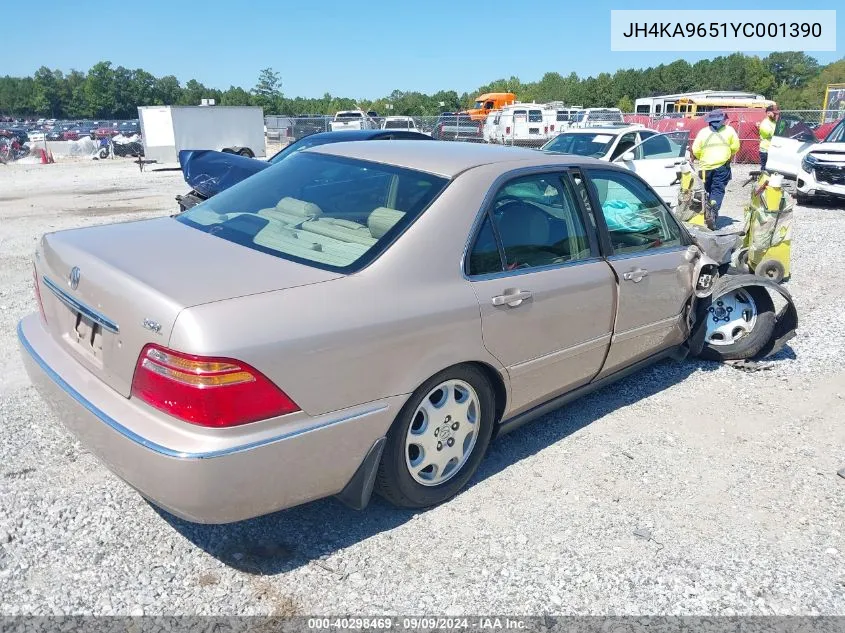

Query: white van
left=494, top=104, right=554, bottom=145
left=482, top=111, right=499, bottom=143
left=544, top=107, right=582, bottom=136
left=570, top=108, right=625, bottom=128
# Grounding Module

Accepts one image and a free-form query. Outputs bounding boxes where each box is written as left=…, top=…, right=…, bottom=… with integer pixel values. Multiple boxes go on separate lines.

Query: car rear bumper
left=17, top=313, right=402, bottom=523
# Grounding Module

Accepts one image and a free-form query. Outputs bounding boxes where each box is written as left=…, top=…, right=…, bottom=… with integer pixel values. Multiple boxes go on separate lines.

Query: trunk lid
left=36, top=217, right=340, bottom=397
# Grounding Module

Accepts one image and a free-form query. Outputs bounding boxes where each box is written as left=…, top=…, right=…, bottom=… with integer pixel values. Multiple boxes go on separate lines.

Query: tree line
left=1, top=53, right=843, bottom=120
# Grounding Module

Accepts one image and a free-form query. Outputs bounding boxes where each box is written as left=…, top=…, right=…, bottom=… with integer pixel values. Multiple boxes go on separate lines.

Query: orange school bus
left=464, top=92, right=517, bottom=120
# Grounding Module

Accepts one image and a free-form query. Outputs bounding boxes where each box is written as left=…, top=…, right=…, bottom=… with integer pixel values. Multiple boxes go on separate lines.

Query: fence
left=265, top=109, right=845, bottom=164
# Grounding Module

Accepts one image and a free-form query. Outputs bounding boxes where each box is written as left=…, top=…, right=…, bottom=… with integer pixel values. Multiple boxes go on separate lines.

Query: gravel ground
left=0, top=158, right=844, bottom=616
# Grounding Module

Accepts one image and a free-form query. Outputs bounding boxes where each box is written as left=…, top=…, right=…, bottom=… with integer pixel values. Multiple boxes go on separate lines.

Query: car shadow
left=153, top=356, right=731, bottom=576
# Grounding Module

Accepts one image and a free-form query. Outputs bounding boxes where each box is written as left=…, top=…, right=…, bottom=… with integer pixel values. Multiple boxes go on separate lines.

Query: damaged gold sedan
left=18, top=142, right=797, bottom=523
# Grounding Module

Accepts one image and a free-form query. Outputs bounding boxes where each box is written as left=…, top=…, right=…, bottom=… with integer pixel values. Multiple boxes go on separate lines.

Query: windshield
left=177, top=152, right=448, bottom=273
left=542, top=133, right=616, bottom=158
left=824, top=119, right=845, bottom=143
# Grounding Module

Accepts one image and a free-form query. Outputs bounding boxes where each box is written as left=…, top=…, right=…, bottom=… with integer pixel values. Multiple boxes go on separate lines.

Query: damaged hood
left=178, top=149, right=270, bottom=198
left=806, top=144, right=845, bottom=163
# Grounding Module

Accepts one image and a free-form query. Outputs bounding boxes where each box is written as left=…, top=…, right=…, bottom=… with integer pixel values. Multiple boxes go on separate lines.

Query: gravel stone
left=0, top=160, right=844, bottom=615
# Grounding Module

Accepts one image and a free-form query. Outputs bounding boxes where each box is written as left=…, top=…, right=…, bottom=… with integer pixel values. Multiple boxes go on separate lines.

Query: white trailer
left=138, top=105, right=266, bottom=164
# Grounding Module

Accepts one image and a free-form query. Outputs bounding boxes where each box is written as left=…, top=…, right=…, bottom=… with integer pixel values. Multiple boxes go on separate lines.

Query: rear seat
left=300, top=217, right=377, bottom=246
left=367, top=207, right=406, bottom=238
left=300, top=206, right=407, bottom=246
left=257, top=197, right=322, bottom=226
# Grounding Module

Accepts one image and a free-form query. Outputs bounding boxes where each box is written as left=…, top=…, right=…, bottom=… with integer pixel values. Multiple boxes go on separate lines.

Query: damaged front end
left=683, top=245, right=798, bottom=363
left=175, top=149, right=270, bottom=212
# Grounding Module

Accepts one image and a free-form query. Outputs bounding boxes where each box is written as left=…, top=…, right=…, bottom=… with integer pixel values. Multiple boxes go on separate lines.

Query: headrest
left=275, top=197, right=322, bottom=218
left=368, top=207, right=406, bottom=239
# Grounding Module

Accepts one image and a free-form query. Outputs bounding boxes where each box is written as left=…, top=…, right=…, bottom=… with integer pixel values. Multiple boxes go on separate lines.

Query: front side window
left=633, top=131, right=690, bottom=160
left=177, top=153, right=448, bottom=272
left=586, top=169, right=683, bottom=255
left=467, top=174, right=592, bottom=274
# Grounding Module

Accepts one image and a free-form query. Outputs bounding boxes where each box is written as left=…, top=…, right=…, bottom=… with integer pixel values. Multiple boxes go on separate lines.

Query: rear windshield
left=336, top=112, right=362, bottom=119
left=384, top=119, right=412, bottom=129
left=176, top=152, right=449, bottom=273
left=528, top=110, right=543, bottom=122
left=542, top=132, right=616, bottom=158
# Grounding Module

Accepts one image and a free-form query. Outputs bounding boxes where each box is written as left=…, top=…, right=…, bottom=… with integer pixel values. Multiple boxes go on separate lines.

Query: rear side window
left=177, top=153, right=448, bottom=273
left=468, top=173, right=593, bottom=274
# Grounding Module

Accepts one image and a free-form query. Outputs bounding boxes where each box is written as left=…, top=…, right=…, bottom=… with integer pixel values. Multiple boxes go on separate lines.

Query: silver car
left=18, top=141, right=796, bottom=523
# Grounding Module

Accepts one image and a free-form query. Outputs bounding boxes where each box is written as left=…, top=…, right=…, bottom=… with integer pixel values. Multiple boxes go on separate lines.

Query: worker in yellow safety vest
left=691, top=109, right=740, bottom=229
left=758, top=105, right=778, bottom=172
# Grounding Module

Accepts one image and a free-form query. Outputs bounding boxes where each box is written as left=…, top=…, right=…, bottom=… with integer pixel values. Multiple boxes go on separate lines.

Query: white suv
left=766, top=116, right=845, bottom=202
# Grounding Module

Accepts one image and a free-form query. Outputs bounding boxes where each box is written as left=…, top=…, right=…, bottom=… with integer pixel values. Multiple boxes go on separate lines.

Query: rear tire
left=700, top=286, right=776, bottom=361
left=376, top=365, right=495, bottom=509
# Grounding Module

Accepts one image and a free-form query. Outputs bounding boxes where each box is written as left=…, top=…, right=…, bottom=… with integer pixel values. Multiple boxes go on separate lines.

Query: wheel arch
left=463, top=360, right=508, bottom=425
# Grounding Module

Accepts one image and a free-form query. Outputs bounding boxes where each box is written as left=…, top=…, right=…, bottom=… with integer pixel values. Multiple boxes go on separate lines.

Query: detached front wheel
left=700, top=286, right=776, bottom=361
left=376, top=366, right=495, bottom=509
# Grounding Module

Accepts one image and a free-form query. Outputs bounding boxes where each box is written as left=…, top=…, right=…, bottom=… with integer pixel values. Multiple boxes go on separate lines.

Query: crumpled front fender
left=687, top=274, right=798, bottom=360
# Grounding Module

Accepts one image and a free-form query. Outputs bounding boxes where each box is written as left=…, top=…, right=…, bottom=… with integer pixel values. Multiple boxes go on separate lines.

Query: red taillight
left=505, top=126, right=511, bottom=134
left=544, top=126, right=548, bottom=134
left=130, top=344, right=299, bottom=427
left=33, top=265, right=47, bottom=325
left=550, top=124, right=555, bottom=131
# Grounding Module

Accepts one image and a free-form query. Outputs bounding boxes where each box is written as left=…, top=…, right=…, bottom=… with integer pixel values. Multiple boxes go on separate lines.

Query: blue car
left=176, top=129, right=432, bottom=211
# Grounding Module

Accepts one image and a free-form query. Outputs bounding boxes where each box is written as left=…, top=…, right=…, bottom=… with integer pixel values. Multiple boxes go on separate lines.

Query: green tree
left=764, top=52, right=820, bottom=89
left=32, top=67, right=62, bottom=117
left=84, top=61, right=116, bottom=118
left=252, top=67, right=282, bottom=113
left=616, top=95, right=634, bottom=112
left=154, top=75, right=182, bottom=105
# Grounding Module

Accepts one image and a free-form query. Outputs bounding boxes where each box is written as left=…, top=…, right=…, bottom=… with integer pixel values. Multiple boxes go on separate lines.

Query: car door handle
left=622, top=268, right=649, bottom=283
left=491, top=289, right=533, bottom=307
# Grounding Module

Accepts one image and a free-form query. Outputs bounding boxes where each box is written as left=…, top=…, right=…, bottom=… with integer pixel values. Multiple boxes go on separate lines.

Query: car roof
left=307, top=140, right=609, bottom=178
left=560, top=126, right=651, bottom=134
left=303, top=129, right=425, bottom=141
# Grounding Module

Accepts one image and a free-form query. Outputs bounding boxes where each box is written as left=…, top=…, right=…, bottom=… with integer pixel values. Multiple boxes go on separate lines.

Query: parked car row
left=3, top=118, right=142, bottom=144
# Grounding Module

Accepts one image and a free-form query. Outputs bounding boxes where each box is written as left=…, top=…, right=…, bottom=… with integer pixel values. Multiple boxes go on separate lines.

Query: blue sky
left=4, top=0, right=842, bottom=98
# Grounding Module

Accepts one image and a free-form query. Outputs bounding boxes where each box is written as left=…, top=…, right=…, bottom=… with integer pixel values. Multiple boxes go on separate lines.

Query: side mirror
left=621, top=151, right=635, bottom=162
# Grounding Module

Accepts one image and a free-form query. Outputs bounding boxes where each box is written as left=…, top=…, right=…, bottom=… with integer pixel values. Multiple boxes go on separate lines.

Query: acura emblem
left=68, top=266, right=81, bottom=290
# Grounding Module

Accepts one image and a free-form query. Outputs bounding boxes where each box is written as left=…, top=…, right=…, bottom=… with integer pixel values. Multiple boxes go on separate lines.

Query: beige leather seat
left=301, top=217, right=377, bottom=246
left=368, top=207, right=406, bottom=239
left=257, top=197, right=322, bottom=226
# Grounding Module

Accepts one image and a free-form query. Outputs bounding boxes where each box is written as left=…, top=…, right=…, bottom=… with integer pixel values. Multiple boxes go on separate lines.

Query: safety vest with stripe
left=759, top=117, right=776, bottom=153
left=692, top=125, right=740, bottom=171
